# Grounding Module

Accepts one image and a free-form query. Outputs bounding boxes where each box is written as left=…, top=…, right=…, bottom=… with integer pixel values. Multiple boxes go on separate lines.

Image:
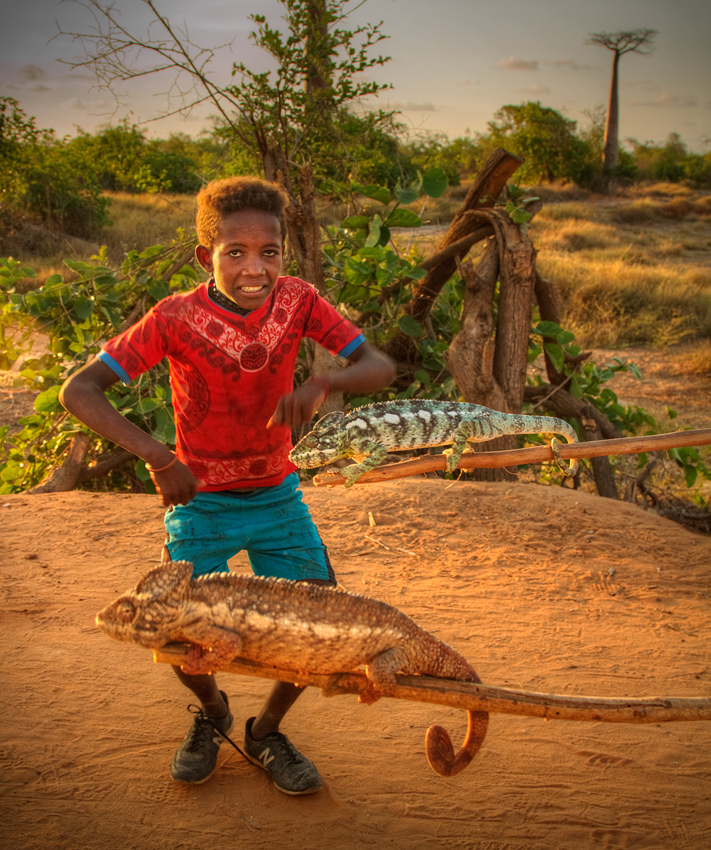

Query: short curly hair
left=196, top=177, right=289, bottom=250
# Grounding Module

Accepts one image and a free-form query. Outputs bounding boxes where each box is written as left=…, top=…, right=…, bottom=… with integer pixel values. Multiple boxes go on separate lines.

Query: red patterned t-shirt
left=98, top=277, right=364, bottom=491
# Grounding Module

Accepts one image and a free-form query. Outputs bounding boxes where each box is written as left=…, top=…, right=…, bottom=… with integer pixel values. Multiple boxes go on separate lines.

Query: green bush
left=0, top=97, right=110, bottom=239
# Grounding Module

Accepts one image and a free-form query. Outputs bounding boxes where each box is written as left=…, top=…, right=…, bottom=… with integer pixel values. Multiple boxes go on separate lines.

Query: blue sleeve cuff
left=338, top=333, right=366, bottom=359
left=98, top=350, right=132, bottom=384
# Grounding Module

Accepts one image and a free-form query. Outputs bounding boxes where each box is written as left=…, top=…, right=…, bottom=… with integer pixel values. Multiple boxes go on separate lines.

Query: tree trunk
left=490, top=211, right=537, bottom=413
left=384, top=149, right=524, bottom=367
left=77, top=448, right=136, bottom=484
left=532, top=272, right=619, bottom=497
left=445, top=203, right=540, bottom=482
left=445, top=240, right=503, bottom=407
left=602, top=51, right=620, bottom=174
left=26, top=433, right=91, bottom=494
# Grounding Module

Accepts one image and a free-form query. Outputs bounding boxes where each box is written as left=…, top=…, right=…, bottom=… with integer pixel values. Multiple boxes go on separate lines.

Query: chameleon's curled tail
left=425, top=710, right=489, bottom=777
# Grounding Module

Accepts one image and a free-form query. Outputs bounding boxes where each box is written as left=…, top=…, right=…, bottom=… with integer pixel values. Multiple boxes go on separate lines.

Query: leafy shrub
left=0, top=243, right=198, bottom=493
left=0, top=97, right=110, bottom=239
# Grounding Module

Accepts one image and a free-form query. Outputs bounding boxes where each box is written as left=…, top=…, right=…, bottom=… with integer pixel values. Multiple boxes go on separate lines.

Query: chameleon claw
left=551, top=436, right=578, bottom=478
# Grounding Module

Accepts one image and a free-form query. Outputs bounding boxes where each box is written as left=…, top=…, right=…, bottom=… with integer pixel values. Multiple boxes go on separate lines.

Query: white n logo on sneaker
left=259, top=747, right=275, bottom=768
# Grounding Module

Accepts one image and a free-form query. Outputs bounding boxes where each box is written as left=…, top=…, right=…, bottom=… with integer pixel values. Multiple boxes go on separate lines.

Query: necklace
left=208, top=280, right=251, bottom=316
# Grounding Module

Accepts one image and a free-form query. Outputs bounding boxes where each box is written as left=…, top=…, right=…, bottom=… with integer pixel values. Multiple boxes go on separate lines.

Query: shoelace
left=187, top=703, right=250, bottom=763
left=186, top=705, right=303, bottom=767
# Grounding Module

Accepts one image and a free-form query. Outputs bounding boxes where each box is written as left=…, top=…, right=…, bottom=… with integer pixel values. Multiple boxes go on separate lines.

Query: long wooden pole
left=153, top=644, right=711, bottom=725
left=311, top=428, right=711, bottom=488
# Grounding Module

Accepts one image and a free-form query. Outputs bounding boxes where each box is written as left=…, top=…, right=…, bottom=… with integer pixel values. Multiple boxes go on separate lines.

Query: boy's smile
left=196, top=209, right=284, bottom=312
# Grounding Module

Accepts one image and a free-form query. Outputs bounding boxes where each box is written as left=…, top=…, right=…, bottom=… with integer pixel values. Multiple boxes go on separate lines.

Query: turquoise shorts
left=164, top=473, right=335, bottom=583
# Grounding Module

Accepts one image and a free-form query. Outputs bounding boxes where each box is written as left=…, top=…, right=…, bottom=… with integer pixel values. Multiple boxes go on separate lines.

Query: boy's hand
left=149, top=459, right=200, bottom=507
left=270, top=381, right=327, bottom=428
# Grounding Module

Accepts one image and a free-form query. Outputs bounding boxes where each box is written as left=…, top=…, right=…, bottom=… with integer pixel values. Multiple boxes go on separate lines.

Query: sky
left=2, top=0, right=710, bottom=151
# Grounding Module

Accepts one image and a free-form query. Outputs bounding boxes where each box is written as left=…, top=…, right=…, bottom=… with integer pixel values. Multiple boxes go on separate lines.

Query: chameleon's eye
left=304, top=436, right=318, bottom=448
left=115, top=598, right=136, bottom=623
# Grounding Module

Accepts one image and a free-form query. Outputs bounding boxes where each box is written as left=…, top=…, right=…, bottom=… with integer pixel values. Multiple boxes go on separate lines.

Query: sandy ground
left=2, top=477, right=710, bottom=850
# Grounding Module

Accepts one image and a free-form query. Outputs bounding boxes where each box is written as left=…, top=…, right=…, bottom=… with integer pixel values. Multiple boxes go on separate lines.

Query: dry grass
left=5, top=183, right=711, bottom=354
left=530, top=185, right=711, bottom=348
left=101, top=192, right=197, bottom=261
left=668, top=340, right=711, bottom=377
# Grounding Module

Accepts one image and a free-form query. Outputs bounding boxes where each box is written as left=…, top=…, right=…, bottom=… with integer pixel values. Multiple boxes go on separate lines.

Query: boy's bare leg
left=250, top=681, right=305, bottom=739
left=172, top=666, right=229, bottom=719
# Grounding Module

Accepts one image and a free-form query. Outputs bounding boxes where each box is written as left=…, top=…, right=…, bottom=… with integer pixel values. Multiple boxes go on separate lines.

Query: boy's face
left=196, top=209, right=283, bottom=311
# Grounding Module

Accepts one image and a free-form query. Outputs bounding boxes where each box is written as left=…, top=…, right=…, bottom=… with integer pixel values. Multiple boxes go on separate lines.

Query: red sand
left=2, top=478, right=710, bottom=849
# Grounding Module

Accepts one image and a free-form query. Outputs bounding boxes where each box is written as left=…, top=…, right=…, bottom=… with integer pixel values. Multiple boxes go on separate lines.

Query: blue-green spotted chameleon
left=289, top=399, right=579, bottom=487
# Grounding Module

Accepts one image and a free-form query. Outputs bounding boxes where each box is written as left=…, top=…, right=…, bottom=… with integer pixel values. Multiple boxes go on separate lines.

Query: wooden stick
left=311, top=428, right=711, bottom=488
left=153, top=644, right=711, bottom=724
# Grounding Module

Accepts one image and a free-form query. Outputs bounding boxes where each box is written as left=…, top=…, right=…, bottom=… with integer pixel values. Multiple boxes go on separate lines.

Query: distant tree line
left=1, top=94, right=709, bottom=240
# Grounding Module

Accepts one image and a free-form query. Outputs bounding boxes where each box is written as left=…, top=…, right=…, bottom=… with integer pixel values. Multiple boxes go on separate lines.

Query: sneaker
left=170, top=691, right=234, bottom=784
left=244, top=717, right=323, bottom=795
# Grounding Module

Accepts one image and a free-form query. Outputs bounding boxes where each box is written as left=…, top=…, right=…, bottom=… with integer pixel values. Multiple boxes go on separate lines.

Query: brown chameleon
left=96, top=559, right=488, bottom=777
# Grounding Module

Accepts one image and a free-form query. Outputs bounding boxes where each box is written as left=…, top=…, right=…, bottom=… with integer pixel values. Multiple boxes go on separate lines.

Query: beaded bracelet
left=146, top=453, right=178, bottom=474
left=306, top=375, right=330, bottom=399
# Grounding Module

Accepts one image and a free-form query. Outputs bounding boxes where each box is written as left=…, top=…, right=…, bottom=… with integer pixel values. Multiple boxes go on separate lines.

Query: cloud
left=495, top=57, right=539, bottom=71
left=634, top=92, right=699, bottom=108
left=60, top=73, right=96, bottom=83
left=545, top=58, right=590, bottom=71
left=18, top=65, right=47, bottom=82
left=391, top=101, right=437, bottom=113
left=64, top=97, right=110, bottom=112
left=517, top=84, right=550, bottom=95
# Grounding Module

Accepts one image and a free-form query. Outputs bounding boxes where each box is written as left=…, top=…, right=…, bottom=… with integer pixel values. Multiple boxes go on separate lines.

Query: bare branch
left=56, top=0, right=247, bottom=130
left=586, top=29, right=657, bottom=56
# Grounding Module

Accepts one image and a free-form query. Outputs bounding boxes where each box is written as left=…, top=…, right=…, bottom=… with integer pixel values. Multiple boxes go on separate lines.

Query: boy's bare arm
left=59, top=360, right=198, bottom=506
left=271, top=342, right=396, bottom=428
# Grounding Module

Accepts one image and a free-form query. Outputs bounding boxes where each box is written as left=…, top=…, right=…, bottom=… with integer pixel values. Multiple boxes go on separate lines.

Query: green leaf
left=534, top=321, right=563, bottom=337
left=628, top=362, right=643, bottom=381
left=543, top=343, right=565, bottom=373
left=147, top=280, right=171, bottom=301
left=684, top=465, right=698, bottom=488
left=340, top=215, right=370, bottom=229
left=136, top=397, right=160, bottom=414
left=665, top=406, right=678, bottom=420
left=405, top=267, right=427, bottom=280
left=343, top=257, right=373, bottom=286
left=34, top=385, right=61, bottom=413
left=365, top=217, right=382, bottom=248
left=100, top=305, right=121, bottom=330
left=556, top=330, right=575, bottom=345
left=394, top=183, right=421, bottom=205
left=73, top=295, right=94, bottom=320
left=422, top=167, right=448, bottom=198
left=353, top=184, right=391, bottom=205
left=151, top=407, right=176, bottom=444
left=397, top=315, right=424, bottom=338
left=376, top=225, right=391, bottom=247
left=528, top=342, right=543, bottom=363
left=385, top=208, right=422, bottom=228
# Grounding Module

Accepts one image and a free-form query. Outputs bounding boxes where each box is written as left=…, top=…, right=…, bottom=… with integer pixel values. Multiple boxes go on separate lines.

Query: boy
left=60, top=177, right=395, bottom=795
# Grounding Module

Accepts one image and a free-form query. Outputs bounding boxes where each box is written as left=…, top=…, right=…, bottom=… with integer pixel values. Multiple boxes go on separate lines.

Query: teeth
left=242, top=286, right=263, bottom=293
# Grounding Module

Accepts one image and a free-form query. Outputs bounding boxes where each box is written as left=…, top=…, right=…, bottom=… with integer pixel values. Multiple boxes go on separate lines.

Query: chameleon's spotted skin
left=97, top=559, right=488, bottom=777
left=290, top=399, right=579, bottom=487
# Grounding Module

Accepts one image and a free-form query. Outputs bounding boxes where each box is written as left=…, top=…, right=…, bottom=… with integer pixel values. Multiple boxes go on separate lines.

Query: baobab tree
left=587, top=29, right=657, bottom=174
